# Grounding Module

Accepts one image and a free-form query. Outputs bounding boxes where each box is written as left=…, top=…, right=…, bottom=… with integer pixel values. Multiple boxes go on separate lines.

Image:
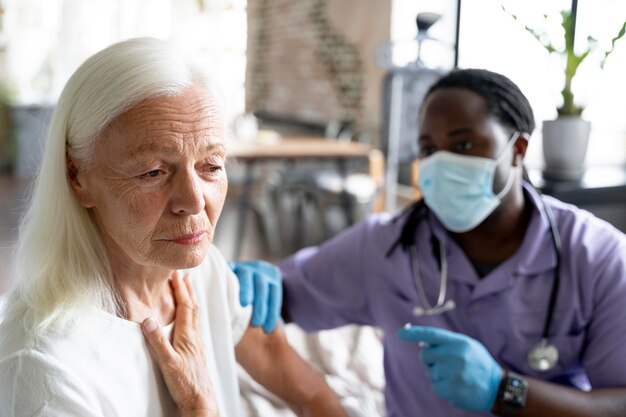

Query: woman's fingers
left=183, top=274, right=198, bottom=304
left=141, top=317, right=178, bottom=368
left=171, top=272, right=194, bottom=330
left=141, top=271, right=218, bottom=416
left=183, top=274, right=200, bottom=329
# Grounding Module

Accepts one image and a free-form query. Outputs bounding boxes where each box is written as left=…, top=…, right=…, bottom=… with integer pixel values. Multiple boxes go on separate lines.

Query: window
left=3, top=0, right=247, bottom=125
left=458, top=0, right=626, bottom=168
left=391, top=0, right=626, bottom=168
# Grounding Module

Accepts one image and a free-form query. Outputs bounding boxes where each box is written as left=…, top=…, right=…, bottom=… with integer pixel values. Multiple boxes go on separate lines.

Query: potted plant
left=505, top=1, right=626, bottom=180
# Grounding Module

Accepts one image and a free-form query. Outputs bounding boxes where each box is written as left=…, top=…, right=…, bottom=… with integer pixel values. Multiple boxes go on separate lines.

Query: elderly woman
left=0, top=38, right=347, bottom=417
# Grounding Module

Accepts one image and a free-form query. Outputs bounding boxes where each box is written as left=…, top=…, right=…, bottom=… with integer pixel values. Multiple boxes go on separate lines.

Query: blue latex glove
left=228, top=260, right=283, bottom=333
left=398, top=326, right=502, bottom=412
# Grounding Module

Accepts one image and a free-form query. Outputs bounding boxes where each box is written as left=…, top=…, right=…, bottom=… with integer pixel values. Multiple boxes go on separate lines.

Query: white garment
left=0, top=244, right=252, bottom=417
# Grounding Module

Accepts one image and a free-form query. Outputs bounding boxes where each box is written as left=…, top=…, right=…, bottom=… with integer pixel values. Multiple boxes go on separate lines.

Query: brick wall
left=246, top=0, right=391, bottom=135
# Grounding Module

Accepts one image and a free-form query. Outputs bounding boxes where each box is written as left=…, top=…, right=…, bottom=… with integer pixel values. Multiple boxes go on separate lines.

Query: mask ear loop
left=494, top=131, right=521, bottom=199
left=494, top=131, right=521, bottom=165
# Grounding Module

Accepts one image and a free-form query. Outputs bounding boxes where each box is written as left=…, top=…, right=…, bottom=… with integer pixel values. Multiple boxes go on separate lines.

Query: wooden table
left=228, top=137, right=373, bottom=159
left=227, top=137, right=383, bottom=260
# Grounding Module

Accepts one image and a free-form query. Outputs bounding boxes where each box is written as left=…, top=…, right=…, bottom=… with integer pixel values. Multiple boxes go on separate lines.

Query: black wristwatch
left=496, top=370, right=528, bottom=416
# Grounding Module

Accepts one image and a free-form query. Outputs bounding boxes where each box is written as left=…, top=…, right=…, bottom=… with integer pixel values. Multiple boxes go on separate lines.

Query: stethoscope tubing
left=407, top=200, right=562, bottom=370
left=540, top=203, right=562, bottom=341
left=410, top=241, right=448, bottom=313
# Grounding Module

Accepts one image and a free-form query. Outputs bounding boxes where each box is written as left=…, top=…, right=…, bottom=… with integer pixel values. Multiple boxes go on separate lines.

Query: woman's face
left=71, top=86, right=227, bottom=271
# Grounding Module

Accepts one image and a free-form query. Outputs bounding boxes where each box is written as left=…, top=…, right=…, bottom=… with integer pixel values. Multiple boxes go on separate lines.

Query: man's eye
left=455, top=141, right=473, bottom=152
left=457, top=141, right=473, bottom=151
left=418, top=146, right=436, bottom=158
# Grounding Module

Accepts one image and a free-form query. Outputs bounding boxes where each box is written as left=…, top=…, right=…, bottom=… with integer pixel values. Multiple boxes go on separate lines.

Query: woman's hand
left=141, top=272, right=219, bottom=417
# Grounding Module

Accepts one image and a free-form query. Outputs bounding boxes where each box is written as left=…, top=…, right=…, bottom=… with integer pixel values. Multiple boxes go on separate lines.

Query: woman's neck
left=108, top=257, right=176, bottom=326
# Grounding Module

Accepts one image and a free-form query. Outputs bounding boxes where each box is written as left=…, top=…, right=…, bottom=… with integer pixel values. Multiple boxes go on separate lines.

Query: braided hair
left=424, top=68, right=535, bottom=135
left=387, top=69, right=535, bottom=256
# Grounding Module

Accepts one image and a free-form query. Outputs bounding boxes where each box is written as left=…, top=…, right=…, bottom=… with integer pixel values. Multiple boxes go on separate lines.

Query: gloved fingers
left=419, top=342, right=460, bottom=365
left=236, top=265, right=255, bottom=307
left=237, top=260, right=281, bottom=279
left=251, top=271, right=269, bottom=327
left=398, top=325, right=460, bottom=346
left=420, top=345, right=443, bottom=366
left=258, top=261, right=280, bottom=279
left=263, top=282, right=282, bottom=333
left=425, top=363, right=448, bottom=384
left=422, top=351, right=457, bottom=382
left=431, top=378, right=454, bottom=402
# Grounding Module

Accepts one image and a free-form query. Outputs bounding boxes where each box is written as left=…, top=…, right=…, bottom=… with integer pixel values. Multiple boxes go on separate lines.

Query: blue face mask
left=418, top=132, right=520, bottom=233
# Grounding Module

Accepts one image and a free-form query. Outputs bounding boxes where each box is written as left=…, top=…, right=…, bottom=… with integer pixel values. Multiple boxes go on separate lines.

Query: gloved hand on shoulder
left=398, top=325, right=502, bottom=412
left=228, top=260, right=283, bottom=333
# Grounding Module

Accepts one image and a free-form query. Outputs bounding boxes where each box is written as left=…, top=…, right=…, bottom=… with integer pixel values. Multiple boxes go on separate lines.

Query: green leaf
left=601, top=20, right=626, bottom=68
left=501, top=4, right=624, bottom=114
left=562, top=10, right=574, bottom=52
left=524, top=25, right=557, bottom=53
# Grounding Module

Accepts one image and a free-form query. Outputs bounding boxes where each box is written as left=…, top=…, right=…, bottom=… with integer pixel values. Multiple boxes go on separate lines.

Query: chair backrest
left=411, top=159, right=423, bottom=201
left=368, top=148, right=386, bottom=212
left=325, top=119, right=361, bottom=143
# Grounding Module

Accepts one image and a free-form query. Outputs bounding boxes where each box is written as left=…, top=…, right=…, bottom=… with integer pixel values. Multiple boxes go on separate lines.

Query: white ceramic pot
left=542, top=116, right=591, bottom=181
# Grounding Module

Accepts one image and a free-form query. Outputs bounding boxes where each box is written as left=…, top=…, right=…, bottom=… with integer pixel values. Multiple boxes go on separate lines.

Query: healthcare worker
left=231, top=69, right=626, bottom=416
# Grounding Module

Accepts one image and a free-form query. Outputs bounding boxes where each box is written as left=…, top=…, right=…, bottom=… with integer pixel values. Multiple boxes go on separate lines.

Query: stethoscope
left=409, top=238, right=456, bottom=316
left=391, top=199, right=563, bottom=372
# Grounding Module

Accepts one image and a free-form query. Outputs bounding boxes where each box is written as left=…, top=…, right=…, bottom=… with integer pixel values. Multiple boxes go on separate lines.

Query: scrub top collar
left=412, top=182, right=558, bottom=291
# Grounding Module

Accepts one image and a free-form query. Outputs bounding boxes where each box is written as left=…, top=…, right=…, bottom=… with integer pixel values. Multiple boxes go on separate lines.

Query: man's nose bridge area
left=172, top=167, right=204, bottom=214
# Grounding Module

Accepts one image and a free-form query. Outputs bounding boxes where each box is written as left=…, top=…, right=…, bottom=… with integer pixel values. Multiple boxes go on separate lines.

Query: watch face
left=502, top=374, right=528, bottom=407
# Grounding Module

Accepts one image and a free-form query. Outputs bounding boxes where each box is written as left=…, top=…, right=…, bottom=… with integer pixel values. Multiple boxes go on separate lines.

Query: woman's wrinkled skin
left=69, top=86, right=226, bottom=416
left=142, top=272, right=219, bottom=417
left=75, top=87, right=226, bottom=271
left=70, top=86, right=227, bottom=324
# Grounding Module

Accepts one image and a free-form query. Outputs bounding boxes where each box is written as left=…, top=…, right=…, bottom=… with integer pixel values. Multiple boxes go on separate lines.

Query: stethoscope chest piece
left=527, top=338, right=559, bottom=372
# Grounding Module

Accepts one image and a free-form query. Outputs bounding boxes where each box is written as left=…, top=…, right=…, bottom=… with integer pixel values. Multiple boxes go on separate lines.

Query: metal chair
left=270, top=123, right=385, bottom=252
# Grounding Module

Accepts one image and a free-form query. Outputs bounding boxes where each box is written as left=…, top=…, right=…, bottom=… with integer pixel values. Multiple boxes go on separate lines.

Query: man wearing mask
left=232, top=69, right=626, bottom=417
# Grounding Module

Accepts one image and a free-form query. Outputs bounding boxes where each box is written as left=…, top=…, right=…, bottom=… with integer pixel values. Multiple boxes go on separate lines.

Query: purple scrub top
left=280, top=183, right=626, bottom=417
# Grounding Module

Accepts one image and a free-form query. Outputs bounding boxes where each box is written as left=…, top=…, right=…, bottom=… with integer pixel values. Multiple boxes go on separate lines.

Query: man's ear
left=513, top=133, right=530, bottom=167
left=66, top=151, right=95, bottom=208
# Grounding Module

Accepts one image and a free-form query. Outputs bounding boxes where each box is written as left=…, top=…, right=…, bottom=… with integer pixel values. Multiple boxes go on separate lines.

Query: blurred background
left=0, top=0, right=625, bottom=291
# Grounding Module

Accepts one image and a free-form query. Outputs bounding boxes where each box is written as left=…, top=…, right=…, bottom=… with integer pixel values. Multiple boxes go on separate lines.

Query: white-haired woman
left=0, top=38, right=348, bottom=417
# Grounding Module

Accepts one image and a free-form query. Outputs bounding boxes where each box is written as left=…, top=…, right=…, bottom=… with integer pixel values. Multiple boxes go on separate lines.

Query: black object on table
left=529, top=165, right=626, bottom=206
